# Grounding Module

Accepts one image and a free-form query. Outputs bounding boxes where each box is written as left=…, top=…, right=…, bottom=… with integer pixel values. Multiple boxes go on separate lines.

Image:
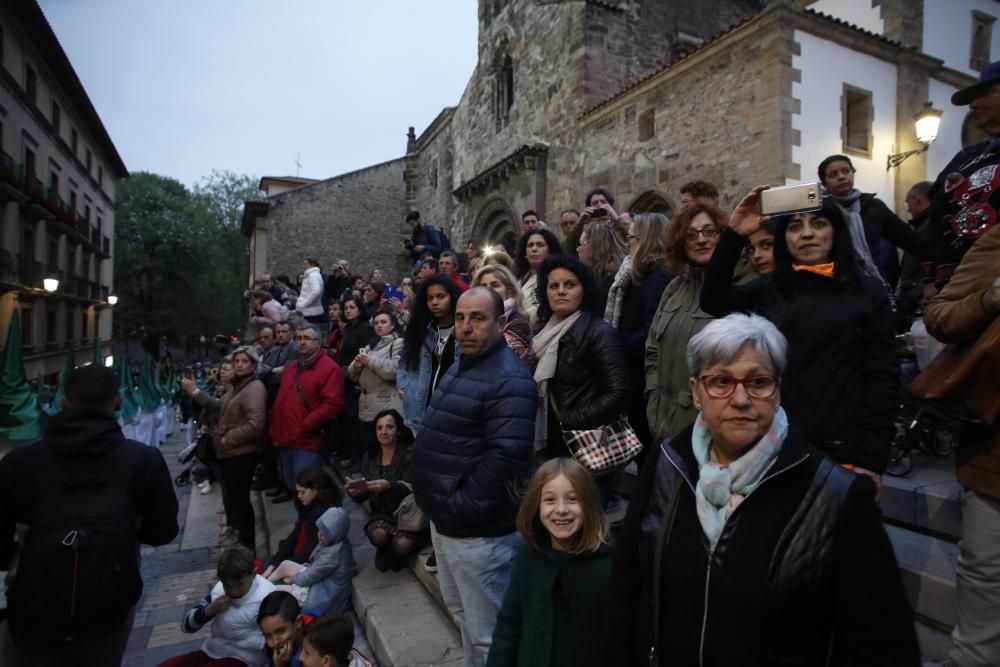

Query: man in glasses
left=268, top=325, right=344, bottom=502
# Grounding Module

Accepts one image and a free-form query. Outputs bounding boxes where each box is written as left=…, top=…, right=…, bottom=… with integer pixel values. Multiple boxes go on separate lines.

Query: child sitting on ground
left=257, top=590, right=321, bottom=667
left=157, top=545, right=276, bottom=667
left=265, top=507, right=357, bottom=613
left=263, top=467, right=342, bottom=580
left=300, top=613, right=373, bottom=667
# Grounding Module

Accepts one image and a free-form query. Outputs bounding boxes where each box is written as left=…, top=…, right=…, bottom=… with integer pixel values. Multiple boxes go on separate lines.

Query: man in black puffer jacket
left=411, top=287, right=536, bottom=667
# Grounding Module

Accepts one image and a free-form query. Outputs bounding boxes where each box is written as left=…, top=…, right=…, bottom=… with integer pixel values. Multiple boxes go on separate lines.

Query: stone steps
left=886, top=524, right=959, bottom=630
left=880, top=452, right=961, bottom=541
left=258, top=466, right=462, bottom=667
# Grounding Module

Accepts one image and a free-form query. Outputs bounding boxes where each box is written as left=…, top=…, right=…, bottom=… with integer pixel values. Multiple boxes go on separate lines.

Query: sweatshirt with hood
left=291, top=506, right=357, bottom=612
left=0, top=407, right=179, bottom=572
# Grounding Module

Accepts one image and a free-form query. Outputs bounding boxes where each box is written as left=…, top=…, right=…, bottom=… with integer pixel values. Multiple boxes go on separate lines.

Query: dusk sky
left=38, top=1, right=479, bottom=188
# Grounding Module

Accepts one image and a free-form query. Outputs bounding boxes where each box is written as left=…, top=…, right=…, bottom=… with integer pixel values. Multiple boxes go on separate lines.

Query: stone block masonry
left=264, top=158, right=411, bottom=282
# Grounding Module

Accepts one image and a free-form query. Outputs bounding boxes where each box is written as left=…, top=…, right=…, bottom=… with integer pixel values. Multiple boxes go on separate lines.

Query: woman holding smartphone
left=701, top=186, right=898, bottom=494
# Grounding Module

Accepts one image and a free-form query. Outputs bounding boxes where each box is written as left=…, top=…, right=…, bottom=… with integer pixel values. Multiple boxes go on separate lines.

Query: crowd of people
left=3, top=60, right=1000, bottom=667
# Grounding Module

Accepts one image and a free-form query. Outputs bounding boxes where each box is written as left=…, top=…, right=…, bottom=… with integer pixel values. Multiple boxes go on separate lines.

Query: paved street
left=121, top=430, right=226, bottom=666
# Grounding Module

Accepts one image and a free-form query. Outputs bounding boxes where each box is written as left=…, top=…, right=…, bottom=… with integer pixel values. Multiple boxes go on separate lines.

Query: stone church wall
left=264, top=158, right=409, bottom=282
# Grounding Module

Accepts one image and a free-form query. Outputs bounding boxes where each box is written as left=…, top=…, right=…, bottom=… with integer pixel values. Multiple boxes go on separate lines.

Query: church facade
left=245, top=0, right=989, bottom=281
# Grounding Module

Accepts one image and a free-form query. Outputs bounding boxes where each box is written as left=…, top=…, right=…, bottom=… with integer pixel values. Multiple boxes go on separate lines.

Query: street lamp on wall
left=107, top=294, right=118, bottom=306
left=43, top=276, right=59, bottom=293
left=887, top=102, right=944, bottom=170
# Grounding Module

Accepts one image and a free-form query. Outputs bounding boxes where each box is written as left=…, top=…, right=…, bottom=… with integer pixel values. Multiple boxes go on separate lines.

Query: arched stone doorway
left=472, top=197, right=518, bottom=255
left=629, top=189, right=674, bottom=217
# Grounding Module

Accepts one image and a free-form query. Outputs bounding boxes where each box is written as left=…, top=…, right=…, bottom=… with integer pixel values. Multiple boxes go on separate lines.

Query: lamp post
left=887, top=102, right=943, bottom=170
left=42, top=276, right=59, bottom=293
left=107, top=294, right=118, bottom=306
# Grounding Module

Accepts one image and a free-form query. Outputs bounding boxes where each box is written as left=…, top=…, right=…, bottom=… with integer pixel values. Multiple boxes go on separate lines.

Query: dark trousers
left=156, top=650, right=248, bottom=666
left=217, top=452, right=259, bottom=550
left=2, top=605, right=136, bottom=666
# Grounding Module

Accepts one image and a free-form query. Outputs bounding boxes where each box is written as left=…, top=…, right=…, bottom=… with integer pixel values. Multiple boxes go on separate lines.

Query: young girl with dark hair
left=397, top=275, right=462, bottom=434
left=262, top=467, right=342, bottom=581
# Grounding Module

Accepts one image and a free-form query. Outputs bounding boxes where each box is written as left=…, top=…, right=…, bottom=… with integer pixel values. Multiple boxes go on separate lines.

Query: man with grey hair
left=439, top=250, right=470, bottom=291
left=411, top=287, right=537, bottom=666
left=269, top=324, right=344, bottom=502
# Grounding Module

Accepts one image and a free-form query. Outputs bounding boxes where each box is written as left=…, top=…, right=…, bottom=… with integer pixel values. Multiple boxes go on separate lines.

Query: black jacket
left=602, top=426, right=919, bottom=667
left=267, top=499, right=330, bottom=569
left=411, top=339, right=537, bottom=538
left=619, top=269, right=672, bottom=394
left=858, top=193, right=929, bottom=262
left=338, top=319, right=375, bottom=370
left=549, top=311, right=629, bottom=432
left=0, top=408, right=179, bottom=570
left=356, top=445, right=412, bottom=519
left=701, top=230, right=898, bottom=472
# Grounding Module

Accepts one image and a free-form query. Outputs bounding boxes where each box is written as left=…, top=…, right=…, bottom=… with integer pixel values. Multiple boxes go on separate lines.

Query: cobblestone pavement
left=122, top=429, right=224, bottom=666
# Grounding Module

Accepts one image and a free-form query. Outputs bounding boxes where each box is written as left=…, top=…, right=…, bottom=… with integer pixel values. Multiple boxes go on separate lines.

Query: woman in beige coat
left=182, top=345, right=267, bottom=550
left=348, top=311, right=404, bottom=452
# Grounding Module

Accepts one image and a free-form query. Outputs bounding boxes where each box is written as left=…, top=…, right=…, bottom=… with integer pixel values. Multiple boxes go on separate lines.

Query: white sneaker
left=198, top=480, right=212, bottom=495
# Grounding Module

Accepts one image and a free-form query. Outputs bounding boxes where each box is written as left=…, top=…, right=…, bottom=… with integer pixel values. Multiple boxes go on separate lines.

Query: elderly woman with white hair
left=603, top=313, right=919, bottom=666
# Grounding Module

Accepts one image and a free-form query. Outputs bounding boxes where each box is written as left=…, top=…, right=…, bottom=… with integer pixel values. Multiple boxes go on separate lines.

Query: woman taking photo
left=182, top=345, right=267, bottom=551
left=701, top=187, right=898, bottom=485
left=604, top=314, right=919, bottom=666
left=397, top=275, right=463, bottom=434
left=337, top=296, right=375, bottom=472
left=606, top=213, right=672, bottom=446
left=515, top=229, right=564, bottom=330
left=532, top=255, right=629, bottom=501
left=645, top=202, right=748, bottom=443
left=345, top=409, right=419, bottom=572
left=347, top=310, right=404, bottom=453
left=474, top=264, right=536, bottom=366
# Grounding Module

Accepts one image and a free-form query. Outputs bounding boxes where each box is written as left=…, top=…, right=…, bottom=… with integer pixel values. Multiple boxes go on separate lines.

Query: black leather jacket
left=602, top=425, right=919, bottom=666
left=549, top=311, right=629, bottom=430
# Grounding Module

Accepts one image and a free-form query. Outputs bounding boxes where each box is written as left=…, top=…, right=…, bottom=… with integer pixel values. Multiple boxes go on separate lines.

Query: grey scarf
left=827, top=189, right=881, bottom=280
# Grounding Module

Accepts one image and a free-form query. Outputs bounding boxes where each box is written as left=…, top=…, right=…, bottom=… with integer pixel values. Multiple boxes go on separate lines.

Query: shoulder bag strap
left=293, top=364, right=313, bottom=413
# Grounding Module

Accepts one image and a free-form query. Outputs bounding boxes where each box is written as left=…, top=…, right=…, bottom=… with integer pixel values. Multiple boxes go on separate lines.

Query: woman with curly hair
left=515, top=228, right=564, bottom=331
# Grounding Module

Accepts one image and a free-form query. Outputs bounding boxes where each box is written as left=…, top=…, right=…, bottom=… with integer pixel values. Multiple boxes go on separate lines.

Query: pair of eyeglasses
left=699, top=374, right=778, bottom=399
left=685, top=226, right=720, bottom=243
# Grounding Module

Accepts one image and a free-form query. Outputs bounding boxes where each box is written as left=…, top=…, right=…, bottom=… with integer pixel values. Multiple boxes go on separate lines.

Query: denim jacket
left=398, top=325, right=459, bottom=433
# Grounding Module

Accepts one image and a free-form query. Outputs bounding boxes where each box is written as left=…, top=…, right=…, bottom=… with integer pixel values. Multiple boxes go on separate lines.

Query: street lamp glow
left=107, top=294, right=118, bottom=305
left=915, top=104, right=943, bottom=144
left=104, top=355, right=114, bottom=368
left=43, top=277, right=59, bottom=293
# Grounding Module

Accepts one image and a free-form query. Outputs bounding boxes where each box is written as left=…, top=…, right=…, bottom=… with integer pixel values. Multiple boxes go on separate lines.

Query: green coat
left=487, top=541, right=612, bottom=667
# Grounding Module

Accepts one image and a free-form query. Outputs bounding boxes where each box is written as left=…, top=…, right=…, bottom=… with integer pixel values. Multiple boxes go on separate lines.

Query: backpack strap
left=293, top=364, right=314, bottom=413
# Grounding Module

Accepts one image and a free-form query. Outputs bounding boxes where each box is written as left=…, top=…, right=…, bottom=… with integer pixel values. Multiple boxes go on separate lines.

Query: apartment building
left=0, top=0, right=128, bottom=381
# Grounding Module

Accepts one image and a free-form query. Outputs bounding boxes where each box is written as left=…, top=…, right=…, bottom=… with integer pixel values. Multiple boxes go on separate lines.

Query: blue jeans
left=430, top=524, right=520, bottom=667
left=278, top=447, right=325, bottom=492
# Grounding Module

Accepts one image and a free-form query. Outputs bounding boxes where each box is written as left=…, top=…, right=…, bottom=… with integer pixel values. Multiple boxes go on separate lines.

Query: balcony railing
left=0, top=151, right=24, bottom=188
left=16, top=254, right=44, bottom=289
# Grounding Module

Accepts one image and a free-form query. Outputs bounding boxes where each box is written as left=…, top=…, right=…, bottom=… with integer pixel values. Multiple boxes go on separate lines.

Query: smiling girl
left=486, top=458, right=611, bottom=667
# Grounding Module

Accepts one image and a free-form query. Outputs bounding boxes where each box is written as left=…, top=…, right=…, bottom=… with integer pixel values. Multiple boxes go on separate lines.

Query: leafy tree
left=113, top=171, right=259, bottom=345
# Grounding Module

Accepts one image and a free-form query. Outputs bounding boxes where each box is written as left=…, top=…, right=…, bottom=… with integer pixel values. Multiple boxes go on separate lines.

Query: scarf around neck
left=298, top=348, right=323, bottom=370
left=604, top=255, right=633, bottom=328
left=691, top=407, right=789, bottom=548
left=531, top=310, right=583, bottom=451
left=827, top=189, right=881, bottom=279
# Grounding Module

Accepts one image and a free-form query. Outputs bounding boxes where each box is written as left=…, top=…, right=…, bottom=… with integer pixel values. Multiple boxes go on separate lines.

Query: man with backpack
left=404, top=210, right=451, bottom=263
left=0, top=364, right=179, bottom=666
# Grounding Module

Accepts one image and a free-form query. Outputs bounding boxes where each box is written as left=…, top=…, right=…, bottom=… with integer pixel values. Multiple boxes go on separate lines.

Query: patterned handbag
left=550, top=396, right=643, bottom=473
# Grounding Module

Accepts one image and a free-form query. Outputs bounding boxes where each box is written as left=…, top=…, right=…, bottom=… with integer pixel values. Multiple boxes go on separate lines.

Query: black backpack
left=7, top=445, right=143, bottom=650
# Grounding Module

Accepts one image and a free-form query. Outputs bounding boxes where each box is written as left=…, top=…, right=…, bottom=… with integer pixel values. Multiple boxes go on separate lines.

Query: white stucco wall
left=924, top=0, right=1000, bottom=77
left=807, top=0, right=884, bottom=35
left=926, top=78, right=964, bottom=181
left=791, top=31, right=898, bottom=202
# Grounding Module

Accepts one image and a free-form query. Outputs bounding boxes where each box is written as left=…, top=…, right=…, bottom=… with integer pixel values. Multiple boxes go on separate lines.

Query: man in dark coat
left=0, top=364, right=179, bottom=666
left=410, top=287, right=537, bottom=667
left=405, top=210, right=447, bottom=263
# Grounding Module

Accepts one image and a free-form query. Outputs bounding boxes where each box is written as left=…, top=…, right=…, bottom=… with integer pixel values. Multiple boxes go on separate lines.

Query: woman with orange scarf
left=700, top=187, right=898, bottom=497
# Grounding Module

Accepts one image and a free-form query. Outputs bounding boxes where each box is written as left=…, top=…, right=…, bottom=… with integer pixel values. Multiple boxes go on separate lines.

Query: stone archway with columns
left=471, top=196, right=518, bottom=253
